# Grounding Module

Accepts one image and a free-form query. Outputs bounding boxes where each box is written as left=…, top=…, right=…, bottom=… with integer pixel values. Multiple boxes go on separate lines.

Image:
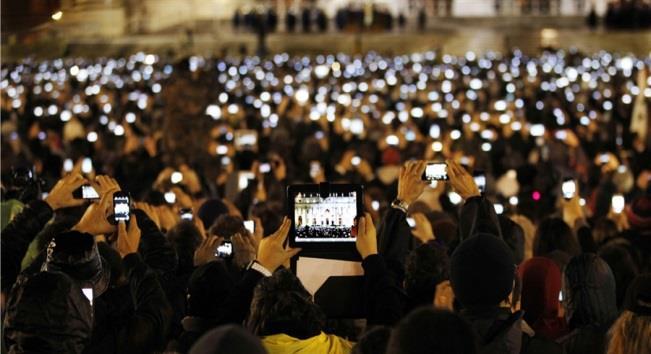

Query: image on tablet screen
left=294, top=192, right=357, bottom=242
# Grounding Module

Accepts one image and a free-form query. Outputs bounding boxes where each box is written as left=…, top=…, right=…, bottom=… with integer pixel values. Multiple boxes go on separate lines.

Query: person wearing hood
left=518, top=257, right=569, bottom=341
left=558, top=253, right=619, bottom=354
left=446, top=161, right=563, bottom=354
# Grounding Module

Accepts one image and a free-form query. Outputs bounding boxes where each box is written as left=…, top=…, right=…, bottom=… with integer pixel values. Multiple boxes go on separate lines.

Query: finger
left=358, top=216, right=366, bottom=239
left=128, top=214, right=139, bottom=233
left=286, top=247, right=302, bottom=258
left=117, top=221, right=127, bottom=236
left=364, top=212, right=374, bottom=233
left=275, top=218, right=291, bottom=243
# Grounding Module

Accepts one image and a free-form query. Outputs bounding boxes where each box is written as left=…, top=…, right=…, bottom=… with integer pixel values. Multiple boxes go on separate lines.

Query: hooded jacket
left=262, top=332, right=354, bottom=354
left=4, top=271, right=94, bottom=354
left=518, top=257, right=568, bottom=341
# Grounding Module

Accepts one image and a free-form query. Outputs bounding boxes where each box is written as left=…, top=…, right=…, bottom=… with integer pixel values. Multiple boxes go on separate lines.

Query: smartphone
left=385, top=135, right=399, bottom=146
left=244, top=220, right=255, bottom=234
left=599, top=153, right=610, bottom=165
left=309, top=161, right=321, bottom=179
left=81, top=157, right=93, bottom=174
left=530, top=124, right=545, bottom=137
left=494, top=203, right=504, bottom=215
left=73, top=185, right=100, bottom=200
left=180, top=208, right=193, bottom=221
left=164, top=191, right=176, bottom=204
left=170, top=171, right=183, bottom=184
left=234, top=130, right=258, bottom=150
left=612, top=194, right=625, bottom=214
left=215, top=240, right=233, bottom=258
left=238, top=171, right=255, bottom=191
left=558, top=290, right=563, bottom=302
left=562, top=179, right=576, bottom=200
left=113, top=191, right=130, bottom=223
left=473, top=171, right=486, bottom=193
left=259, top=163, right=271, bottom=174
left=82, top=288, right=93, bottom=306
left=422, top=162, right=449, bottom=181
left=351, top=156, right=361, bottom=166
left=63, top=158, right=74, bottom=172
left=406, top=217, right=416, bottom=228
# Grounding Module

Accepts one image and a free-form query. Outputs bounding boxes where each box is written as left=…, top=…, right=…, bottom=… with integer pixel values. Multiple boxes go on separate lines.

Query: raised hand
left=397, top=160, right=429, bottom=206
left=410, top=212, right=435, bottom=244
left=115, top=214, right=141, bottom=258
left=73, top=188, right=116, bottom=235
left=355, top=212, right=378, bottom=260
left=44, top=174, right=87, bottom=210
left=256, top=217, right=301, bottom=272
left=446, top=160, right=480, bottom=200
left=193, top=236, right=223, bottom=267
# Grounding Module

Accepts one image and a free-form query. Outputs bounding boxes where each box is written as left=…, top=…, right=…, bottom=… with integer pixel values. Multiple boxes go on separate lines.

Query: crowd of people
left=604, top=0, right=651, bottom=29
left=1, top=47, right=650, bottom=354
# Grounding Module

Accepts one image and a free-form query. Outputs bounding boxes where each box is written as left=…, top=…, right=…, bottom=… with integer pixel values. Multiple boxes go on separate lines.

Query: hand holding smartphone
left=562, top=178, right=576, bottom=200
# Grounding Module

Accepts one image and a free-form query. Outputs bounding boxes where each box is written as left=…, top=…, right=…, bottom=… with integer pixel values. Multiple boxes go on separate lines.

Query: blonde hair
left=607, top=311, right=651, bottom=354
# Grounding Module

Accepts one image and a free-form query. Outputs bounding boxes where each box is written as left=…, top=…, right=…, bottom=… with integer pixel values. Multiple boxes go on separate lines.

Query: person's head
left=167, top=221, right=203, bottom=271
left=186, top=261, right=236, bottom=318
left=386, top=308, right=478, bottom=354
left=598, top=242, right=639, bottom=309
left=499, top=215, right=525, bottom=265
left=450, top=234, right=516, bottom=311
left=592, top=218, right=619, bottom=246
left=509, top=214, right=536, bottom=261
left=209, top=214, right=247, bottom=239
left=606, top=274, right=651, bottom=354
left=250, top=201, right=283, bottom=237
left=626, top=194, right=651, bottom=231
left=404, top=242, right=450, bottom=307
left=562, top=253, right=618, bottom=329
left=189, top=325, right=267, bottom=354
left=533, top=217, right=580, bottom=257
left=518, top=257, right=562, bottom=326
left=352, top=326, right=391, bottom=354
left=197, top=198, right=229, bottom=230
left=247, top=268, right=324, bottom=339
left=4, top=272, right=94, bottom=354
left=42, top=230, right=110, bottom=297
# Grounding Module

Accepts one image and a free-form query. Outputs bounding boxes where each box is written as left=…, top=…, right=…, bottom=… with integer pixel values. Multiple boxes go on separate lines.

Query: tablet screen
left=294, top=191, right=357, bottom=242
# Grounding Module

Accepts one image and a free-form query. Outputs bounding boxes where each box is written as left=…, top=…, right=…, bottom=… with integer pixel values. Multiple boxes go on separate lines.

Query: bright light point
left=216, top=145, right=228, bottom=155
left=432, top=141, right=443, bottom=152
left=579, top=198, right=586, bottom=206
left=429, top=125, right=441, bottom=139
left=227, top=104, right=239, bottom=115
left=113, top=125, right=125, bottom=136
left=51, top=11, right=63, bottom=21
left=469, top=78, right=482, bottom=90
left=295, top=87, right=309, bottom=105
left=164, top=192, right=176, bottom=204
left=494, top=204, right=504, bottom=214
left=86, top=131, right=98, bottom=143
left=532, top=190, right=541, bottom=201
left=410, top=107, right=424, bottom=118
left=481, top=142, right=492, bottom=152
left=171, top=172, right=183, bottom=184
left=205, top=104, right=222, bottom=119
left=509, top=196, right=519, bottom=206
left=449, top=192, right=462, bottom=205
left=371, top=200, right=380, bottom=211
left=385, top=135, right=399, bottom=146
left=450, top=130, right=462, bottom=140
left=125, top=112, right=136, bottom=123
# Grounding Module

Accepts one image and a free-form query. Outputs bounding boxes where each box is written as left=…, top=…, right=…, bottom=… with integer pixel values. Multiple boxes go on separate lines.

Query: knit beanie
left=450, top=234, right=515, bottom=309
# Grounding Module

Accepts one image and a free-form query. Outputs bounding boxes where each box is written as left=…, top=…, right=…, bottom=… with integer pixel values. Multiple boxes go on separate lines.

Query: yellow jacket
left=262, top=332, right=354, bottom=354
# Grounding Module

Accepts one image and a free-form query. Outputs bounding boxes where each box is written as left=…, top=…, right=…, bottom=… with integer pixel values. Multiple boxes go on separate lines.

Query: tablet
left=288, top=183, right=363, bottom=253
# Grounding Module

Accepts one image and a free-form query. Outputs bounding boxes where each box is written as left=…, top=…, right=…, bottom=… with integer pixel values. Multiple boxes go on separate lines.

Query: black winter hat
left=187, top=260, right=235, bottom=318
left=189, top=325, right=267, bottom=354
left=42, top=230, right=110, bottom=297
left=4, top=271, right=94, bottom=354
left=622, top=273, right=651, bottom=316
left=450, top=234, right=516, bottom=309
